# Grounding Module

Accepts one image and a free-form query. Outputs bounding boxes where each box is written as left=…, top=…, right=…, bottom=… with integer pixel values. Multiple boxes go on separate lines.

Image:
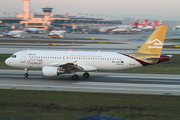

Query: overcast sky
left=0, top=0, right=180, bottom=20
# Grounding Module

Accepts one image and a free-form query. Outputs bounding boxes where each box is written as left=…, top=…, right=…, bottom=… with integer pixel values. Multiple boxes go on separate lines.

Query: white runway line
left=74, top=82, right=180, bottom=88
left=0, top=75, right=42, bottom=78
left=129, top=80, right=180, bottom=83
left=106, top=75, right=180, bottom=80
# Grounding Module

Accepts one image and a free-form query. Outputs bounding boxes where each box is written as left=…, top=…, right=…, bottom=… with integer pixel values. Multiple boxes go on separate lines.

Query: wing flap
left=47, top=62, right=97, bottom=72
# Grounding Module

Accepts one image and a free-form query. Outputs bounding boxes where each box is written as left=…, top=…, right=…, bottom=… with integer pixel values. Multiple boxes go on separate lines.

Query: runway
left=0, top=69, right=179, bottom=95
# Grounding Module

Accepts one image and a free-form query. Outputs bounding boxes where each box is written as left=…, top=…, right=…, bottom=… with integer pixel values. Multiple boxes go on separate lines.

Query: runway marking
left=106, top=75, right=180, bottom=80
left=74, top=82, right=180, bottom=88
left=0, top=84, right=179, bottom=92
left=0, top=75, right=42, bottom=78
left=5, top=86, right=19, bottom=89
left=129, top=80, right=180, bottom=83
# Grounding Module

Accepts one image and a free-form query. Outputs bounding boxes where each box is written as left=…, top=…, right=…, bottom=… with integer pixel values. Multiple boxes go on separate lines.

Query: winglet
left=72, top=60, right=77, bottom=66
left=134, top=25, right=168, bottom=55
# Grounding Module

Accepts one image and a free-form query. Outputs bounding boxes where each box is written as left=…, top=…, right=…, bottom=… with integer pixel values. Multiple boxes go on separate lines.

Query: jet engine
left=42, top=66, right=65, bottom=76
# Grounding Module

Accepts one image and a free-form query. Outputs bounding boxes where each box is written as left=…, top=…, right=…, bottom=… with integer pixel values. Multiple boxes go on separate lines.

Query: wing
left=48, top=61, right=97, bottom=72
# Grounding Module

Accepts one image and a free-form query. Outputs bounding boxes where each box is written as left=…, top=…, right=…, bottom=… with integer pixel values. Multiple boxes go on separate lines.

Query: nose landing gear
left=24, top=68, right=29, bottom=77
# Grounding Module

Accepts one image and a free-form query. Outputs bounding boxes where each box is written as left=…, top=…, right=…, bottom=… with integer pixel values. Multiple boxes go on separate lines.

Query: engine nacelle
left=42, top=66, right=65, bottom=76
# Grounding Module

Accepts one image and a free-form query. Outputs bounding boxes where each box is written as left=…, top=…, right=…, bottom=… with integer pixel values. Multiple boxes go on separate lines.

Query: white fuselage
left=6, top=31, right=22, bottom=37
left=5, top=50, right=143, bottom=71
left=48, top=31, right=66, bottom=38
left=26, top=28, right=39, bottom=32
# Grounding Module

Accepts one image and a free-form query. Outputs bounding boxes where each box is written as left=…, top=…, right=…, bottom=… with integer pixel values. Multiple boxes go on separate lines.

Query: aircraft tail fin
left=129, top=19, right=139, bottom=27
left=134, top=25, right=168, bottom=55
left=149, top=20, right=158, bottom=26
left=140, top=19, right=148, bottom=26
left=129, top=22, right=133, bottom=26
left=62, top=25, right=66, bottom=31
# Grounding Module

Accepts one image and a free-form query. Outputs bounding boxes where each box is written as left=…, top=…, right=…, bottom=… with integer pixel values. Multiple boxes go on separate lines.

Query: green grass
left=165, top=38, right=180, bottom=42
left=0, top=90, right=180, bottom=120
left=1, top=54, right=180, bottom=74
left=163, top=45, right=180, bottom=49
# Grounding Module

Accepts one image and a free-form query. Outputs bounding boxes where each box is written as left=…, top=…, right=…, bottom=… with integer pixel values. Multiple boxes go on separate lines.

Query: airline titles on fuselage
left=26, top=53, right=124, bottom=65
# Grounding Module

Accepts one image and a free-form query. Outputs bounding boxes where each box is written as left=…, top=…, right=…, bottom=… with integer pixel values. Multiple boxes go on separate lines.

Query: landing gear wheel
left=24, top=73, right=29, bottom=77
left=83, top=72, right=90, bottom=78
left=72, top=75, right=79, bottom=80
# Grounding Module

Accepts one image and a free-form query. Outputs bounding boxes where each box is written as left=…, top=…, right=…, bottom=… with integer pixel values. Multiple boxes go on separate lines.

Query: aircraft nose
left=5, top=58, right=11, bottom=66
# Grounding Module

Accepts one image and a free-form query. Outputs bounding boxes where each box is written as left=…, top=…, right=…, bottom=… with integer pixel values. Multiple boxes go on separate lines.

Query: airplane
left=6, top=30, right=22, bottom=38
left=98, top=25, right=119, bottom=33
left=26, top=28, right=39, bottom=33
left=172, top=25, right=180, bottom=30
left=142, top=20, right=161, bottom=30
left=111, top=19, right=139, bottom=33
left=128, top=19, right=148, bottom=33
left=138, top=19, right=148, bottom=28
left=48, top=30, right=66, bottom=38
left=100, top=19, right=139, bottom=33
left=5, top=25, right=172, bottom=80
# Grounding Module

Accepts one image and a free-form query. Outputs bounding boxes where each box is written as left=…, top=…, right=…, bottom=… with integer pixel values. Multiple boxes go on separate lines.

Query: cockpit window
left=12, top=55, right=16, bottom=58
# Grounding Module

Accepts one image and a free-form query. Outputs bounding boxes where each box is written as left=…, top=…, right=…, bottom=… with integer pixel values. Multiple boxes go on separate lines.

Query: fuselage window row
left=28, top=56, right=121, bottom=61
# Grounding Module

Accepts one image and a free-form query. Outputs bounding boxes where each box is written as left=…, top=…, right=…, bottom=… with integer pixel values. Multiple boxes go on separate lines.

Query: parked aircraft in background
left=99, top=19, right=139, bottom=33
left=172, top=25, right=180, bottom=30
left=48, top=26, right=66, bottom=38
left=98, top=25, right=118, bottom=33
left=137, top=19, right=149, bottom=28
left=142, top=20, right=162, bottom=30
left=48, top=30, right=66, bottom=38
left=6, top=30, right=22, bottom=38
left=26, top=28, right=39, bottom=33
left=5, top=25, right=172, bottom=80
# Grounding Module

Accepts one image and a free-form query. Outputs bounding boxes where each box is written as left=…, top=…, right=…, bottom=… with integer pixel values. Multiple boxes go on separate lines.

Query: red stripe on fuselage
left=118, top=53, right=151, bottom=66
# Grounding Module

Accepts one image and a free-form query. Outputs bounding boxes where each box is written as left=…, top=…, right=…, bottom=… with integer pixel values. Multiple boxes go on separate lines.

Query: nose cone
left=5, top=58, right=11, bottom=66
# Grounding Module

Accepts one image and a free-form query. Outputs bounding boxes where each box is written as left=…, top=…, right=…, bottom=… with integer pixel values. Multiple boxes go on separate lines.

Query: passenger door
left=21, top=52, right=26, bottom=63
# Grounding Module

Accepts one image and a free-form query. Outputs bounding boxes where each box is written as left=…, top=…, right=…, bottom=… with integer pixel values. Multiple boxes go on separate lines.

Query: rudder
left=134, top=25, right=168, bottom=55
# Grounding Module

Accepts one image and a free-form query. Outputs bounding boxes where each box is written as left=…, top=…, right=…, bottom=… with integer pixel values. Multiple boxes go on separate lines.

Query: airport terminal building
left=0, top=0, right=122, bottom=32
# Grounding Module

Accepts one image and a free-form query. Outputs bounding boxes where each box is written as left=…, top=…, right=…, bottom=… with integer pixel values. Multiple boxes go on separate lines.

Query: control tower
left=23, top=0, right=30, bottom=19
left=42, top=6, right=53, bottom=13
left=42, top=6, right=53, bottom=19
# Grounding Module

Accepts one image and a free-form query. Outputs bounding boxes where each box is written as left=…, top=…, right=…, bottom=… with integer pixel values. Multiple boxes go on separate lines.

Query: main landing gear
left=24, top=68, right=29, bottom=77
left=83, top=72, right=90, bottom=78
left=72, top=72, right=90, bottom=80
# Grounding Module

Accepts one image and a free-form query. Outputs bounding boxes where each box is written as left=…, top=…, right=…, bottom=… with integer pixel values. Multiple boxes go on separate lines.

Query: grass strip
left=0, top=90, right=180, bottom=120
left=165, top=38, right=180, bottom=42
left=163, top=45, right=180, bottom=49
